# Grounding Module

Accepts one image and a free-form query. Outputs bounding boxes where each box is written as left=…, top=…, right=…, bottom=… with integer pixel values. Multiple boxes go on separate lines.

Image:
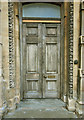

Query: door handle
left=43, top=75, right=47, bottom=78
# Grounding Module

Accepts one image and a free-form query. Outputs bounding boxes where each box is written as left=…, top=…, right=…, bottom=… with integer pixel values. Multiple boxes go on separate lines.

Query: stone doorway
left=20, top=3, right=61, bottom=99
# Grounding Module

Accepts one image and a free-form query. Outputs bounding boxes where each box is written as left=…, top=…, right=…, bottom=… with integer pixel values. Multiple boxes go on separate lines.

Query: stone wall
left=0, top=2, right=20, bottom=117
left=0, top=1, right=9, bottom=117
left=7, top=2, right=20, bottom=110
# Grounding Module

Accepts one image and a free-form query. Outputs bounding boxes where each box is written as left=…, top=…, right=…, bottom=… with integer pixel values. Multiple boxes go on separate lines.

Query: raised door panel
left=43, top=24, right=60, bottom=98
left=46, top=44, right=58, bottom=73
left=27, top=44, right=38, bottom=72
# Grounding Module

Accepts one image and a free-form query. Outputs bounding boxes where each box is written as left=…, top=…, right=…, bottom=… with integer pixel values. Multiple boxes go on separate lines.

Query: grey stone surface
left=4, top=99, right=77, bottom=118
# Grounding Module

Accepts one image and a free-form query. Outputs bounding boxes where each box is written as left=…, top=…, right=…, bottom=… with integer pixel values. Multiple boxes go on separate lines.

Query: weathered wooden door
left=42, top=24, right=60, bottom=98
left=22, top=23, right=60, bottom=98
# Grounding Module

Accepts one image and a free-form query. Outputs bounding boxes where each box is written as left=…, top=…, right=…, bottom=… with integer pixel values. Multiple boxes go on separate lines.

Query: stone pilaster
left=76, top=1, right=84, bottom=118
left=68, top=1, right=74, bottom=99
left=63, top=2, right=69, bottom=103
left=8, top=2, right=15, bottom=89
left=73, top=0, right=80, bottom=115
left=0, top=1, right=8, bottom=118
left=8, top=1, right=16, bottom=111
left=14, top=2, right=20, bottom=104
left=67, top=1, right=76, bottom=112
left=76, top=35, right=84, bottom=118
left=73, top=0, right=80, bottom=101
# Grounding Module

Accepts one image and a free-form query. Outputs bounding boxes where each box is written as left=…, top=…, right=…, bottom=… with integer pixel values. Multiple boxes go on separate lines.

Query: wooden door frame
left=22, top=19, right=61, bottom=23
left=19, top=2, right=64, bottom=100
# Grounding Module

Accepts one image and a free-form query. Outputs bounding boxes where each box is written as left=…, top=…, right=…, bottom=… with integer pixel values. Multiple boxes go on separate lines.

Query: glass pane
left=23, top=3, right=61, bottom=18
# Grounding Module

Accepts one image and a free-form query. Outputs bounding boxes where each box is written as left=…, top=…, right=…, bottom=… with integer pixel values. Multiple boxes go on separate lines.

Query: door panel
left=27, top=44, right=38, bottom=72
left=43, top=24, right=60, bottom=98
left=23, top=23, right=60, bottom=98
left=23, top=23, right=42, bottom=98
left=46, top=44, right=58, bottom=73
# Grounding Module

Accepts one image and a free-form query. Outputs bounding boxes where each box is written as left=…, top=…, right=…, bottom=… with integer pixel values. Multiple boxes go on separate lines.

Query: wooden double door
left=22, top=23, right=60, bottom=98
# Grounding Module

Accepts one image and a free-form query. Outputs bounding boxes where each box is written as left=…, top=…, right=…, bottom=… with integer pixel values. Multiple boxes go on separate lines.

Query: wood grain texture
left=22, top=23, right=60, bottom=98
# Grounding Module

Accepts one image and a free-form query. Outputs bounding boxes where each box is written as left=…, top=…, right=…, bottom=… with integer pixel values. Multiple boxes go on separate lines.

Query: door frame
left=19, top=2, right=64, bottom=100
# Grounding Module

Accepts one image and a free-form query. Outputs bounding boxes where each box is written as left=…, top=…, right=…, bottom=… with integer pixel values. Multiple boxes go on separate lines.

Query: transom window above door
left=22, top=3, right=61, bottom=19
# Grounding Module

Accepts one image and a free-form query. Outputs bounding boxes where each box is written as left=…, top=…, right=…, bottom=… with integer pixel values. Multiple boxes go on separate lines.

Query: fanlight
left=23, top=3, right=61, bottom=18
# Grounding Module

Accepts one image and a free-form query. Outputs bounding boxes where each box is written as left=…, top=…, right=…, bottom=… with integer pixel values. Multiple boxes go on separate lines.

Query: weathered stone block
left=67, top=98, right=76, bottom=112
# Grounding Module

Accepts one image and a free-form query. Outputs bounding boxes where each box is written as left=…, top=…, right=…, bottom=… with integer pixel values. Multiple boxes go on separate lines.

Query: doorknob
left=43, top=75, right=47, bottom=78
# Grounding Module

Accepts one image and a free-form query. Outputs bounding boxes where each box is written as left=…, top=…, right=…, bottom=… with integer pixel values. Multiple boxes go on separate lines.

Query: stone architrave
left=68, top=2, right=74, bottom=99
left=67, top=1, right=76, bottom=112
left=8, top=1, right=15, bottom=89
